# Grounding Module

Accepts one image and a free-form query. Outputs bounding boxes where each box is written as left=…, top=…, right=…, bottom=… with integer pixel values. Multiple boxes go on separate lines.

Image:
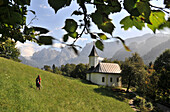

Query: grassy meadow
left=0, top=57, right=134, bottom=112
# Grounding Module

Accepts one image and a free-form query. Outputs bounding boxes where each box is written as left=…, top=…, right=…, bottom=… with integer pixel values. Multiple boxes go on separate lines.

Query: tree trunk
left=126, top=74, right=132, bottom=92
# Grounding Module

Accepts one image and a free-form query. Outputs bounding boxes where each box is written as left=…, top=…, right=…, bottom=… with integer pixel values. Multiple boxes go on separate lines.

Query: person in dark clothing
left=36, top=75, right=41, bottom=90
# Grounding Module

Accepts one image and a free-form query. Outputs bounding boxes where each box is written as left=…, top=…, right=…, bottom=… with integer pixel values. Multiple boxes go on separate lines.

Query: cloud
left=77, top=37, right=88, bottom=42
left=158, top=28, right=170, bottom=34
left=52, top=43, right=66, bottom=48
left=40, top=4, right=48, bottom=9
left=16, top=41, right=43, bottom=57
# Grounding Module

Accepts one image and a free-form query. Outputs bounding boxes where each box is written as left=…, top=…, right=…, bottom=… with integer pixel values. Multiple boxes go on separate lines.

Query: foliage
left=144, top=72, right=159, bottom=100
left=0, top=39, right=20, bottom=62
left=121, top=53, right=147, bottom=92
left=0, top=0, right=51, bottom=50
left=135, top=49, right=170, bottom=105
left=47, top=0, right=170, bottom=52
left=102, top=58, right=122, bottom=65
left=43, top=63, right=88, bottom=80
left=71, top=63, right=88, bottom=79
left=0, top=57, right=134, bottom=112
left=153, top=49, right=170, bottom=104
left=60, top=63, right=88, bottom=80
left=154, top=49, right=170, bottom=73
left=54, top=66, right=62, bottom=75
left=43, top=65, right=52, bottom=72
left=0, top=0, right=169, bottom=54
left=61, top=64, right=76, bottom=76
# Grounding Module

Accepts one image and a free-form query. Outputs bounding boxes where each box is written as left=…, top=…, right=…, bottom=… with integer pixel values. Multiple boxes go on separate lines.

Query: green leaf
left=136, top=1, right=151, bottom=23
left=29, top=10, right=36, bottom=15
left=96, top=0, right=121, bottom=15
left=14, top=0, right=30, bottom=5
left=24, top=26, right=32, bottom=35
left=98, top=21, right=115, bottom=35
left=147, top=10, right=166, bottom=33
left=32, top=27, right=49, bottom=34
left=13, top=33, right=25, bottom=43
left=120, top=16, right=145, bottom=30
left=39, top=36, right=54, bottom=45
left=133, top=17, right=145, bottom=30
left=164, top=0, right=170, bottom=8
left=77, top=0, right=85, bottom=4
left=71, top=10, right=83, bottom=16
left=90, top=33, right=97, bottom=39
left=63, top=19, right=78, bottom=33
left=120, top=16, right=134, bottom=30
left=48, top=0, right=71, bottom=13
left=109, top=0, right=121, bottom=13
left=66, top=0, right=71, bottom=6
left=91, top=10, right=114, bottom=34
left=91, top=10, right=103, bottom=25
left=95, top=40, right=104, bottom=51
left=68, top=32, right=78, bottom=39
left=130, top=8, right=140, bottom=16
left=97, top=33, right=108, bottom=40
left=11, top=12, right=23, bottom=25
left=159, top=21, right=170, bottom=29
left=63, top=34, right=69, bottom=42
left=124, top=0, right=137, bottom=14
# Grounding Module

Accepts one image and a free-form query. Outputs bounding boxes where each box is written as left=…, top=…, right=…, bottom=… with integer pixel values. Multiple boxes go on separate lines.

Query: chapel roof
left=88, top=62, right=121, bottom=74
left=88, top=45, right=99, bottom=57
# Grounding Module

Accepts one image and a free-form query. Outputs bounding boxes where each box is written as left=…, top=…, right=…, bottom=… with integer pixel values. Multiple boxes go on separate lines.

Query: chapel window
left=117, top=77, right=119, bottom=82
left=102, top=77, right=105, bottom=82
left=110, top=77, right=112, bottom=82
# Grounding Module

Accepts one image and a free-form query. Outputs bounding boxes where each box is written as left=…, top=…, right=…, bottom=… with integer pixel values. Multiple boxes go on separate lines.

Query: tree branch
left=27, top=15, right=37, bottom=26
left=149, top=4, right=170, bottom=14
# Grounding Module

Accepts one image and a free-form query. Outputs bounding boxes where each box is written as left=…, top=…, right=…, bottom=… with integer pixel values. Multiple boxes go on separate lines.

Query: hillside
left=143, top=39, right=170, bottom=64
left=0, top=58, right=133, bottom=112
left=112, top=33, right=170, bottom=61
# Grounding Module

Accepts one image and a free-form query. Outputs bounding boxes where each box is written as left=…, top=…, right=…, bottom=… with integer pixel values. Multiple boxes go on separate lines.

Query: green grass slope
left=0, top=57, right=134, bottom=112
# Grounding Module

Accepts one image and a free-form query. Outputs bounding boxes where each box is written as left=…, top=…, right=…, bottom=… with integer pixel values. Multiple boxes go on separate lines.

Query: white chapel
left=86, top=45, right=122, bottom=87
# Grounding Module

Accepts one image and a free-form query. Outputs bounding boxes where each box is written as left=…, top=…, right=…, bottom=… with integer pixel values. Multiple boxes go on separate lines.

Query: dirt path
left=129, top=99, right=140, bottom=112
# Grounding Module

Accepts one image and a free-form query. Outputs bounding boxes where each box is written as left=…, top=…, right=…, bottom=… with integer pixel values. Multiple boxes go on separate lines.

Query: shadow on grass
left=79, top=80, right=136, bottom=102
left=80, top=79, right=93, bottom=85
left=28, top=82, right=36, bottom=89
left=93, top=86, right=136, bottom=102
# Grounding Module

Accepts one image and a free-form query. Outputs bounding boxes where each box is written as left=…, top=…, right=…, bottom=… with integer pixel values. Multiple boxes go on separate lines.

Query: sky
left=16, top=0, right=170, bottom=57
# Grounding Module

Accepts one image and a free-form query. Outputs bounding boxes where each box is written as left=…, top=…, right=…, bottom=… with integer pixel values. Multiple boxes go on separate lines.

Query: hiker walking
left=36, top=75, right=41, bottom=90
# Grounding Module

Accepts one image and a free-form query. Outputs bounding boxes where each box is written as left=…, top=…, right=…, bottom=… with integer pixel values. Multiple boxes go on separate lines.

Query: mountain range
left=20, top=33, right=170, bottom=68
